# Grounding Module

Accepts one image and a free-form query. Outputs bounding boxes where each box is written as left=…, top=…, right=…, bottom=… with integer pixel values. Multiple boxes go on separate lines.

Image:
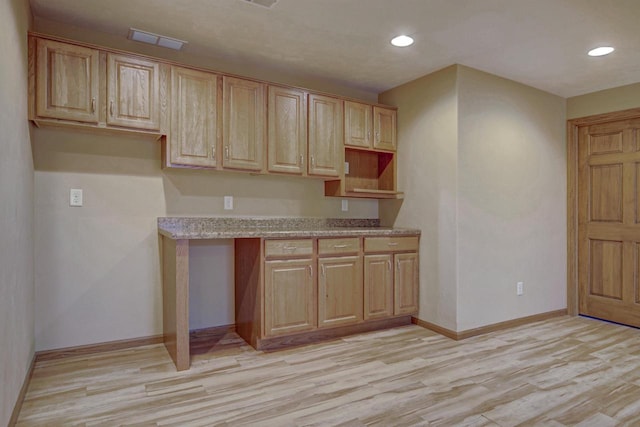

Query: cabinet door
left=394, top=252, right=419, bottom=315
left=36, top=39, right=99, bottom=123
left=344, top=101, right=372, bottom=149
left=364, top=254, right=393, bottom=320
left=223, top=76, right=266, bottom=171
left=107, top=54, right=160, bottom=130
left=318, top=256, right=363, bottom=328
left=169, top=66, right=218, bottom=167
left=308, top=94, right=343, bottom=177
left=373, top=106, right=397, bottom=151
left=268, top=86, right=307, bottom=175
left=264, top=259, right=316, bottom=337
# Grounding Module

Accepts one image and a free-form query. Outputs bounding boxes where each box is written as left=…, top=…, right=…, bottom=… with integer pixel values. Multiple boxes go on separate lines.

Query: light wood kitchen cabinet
left=318, top=255, right=363, bottom=328
left=373, top=106, right=397, bottom=151
left=364, top=236, right=419, bottom=316
left=394, top=252, right=419, bottom=315
left=35, top=38, right=100, bottom=123
left=268, top=86, right=307, bottom=175
left=364, top=254, right=393, bottom=320
left=168, top=66, right=219, bottom=167
left=264, top=258, right=316, bottom=337
left=326, top=102, right=399, bottom=199
left=234, top=234, right=418, bottom=353
left=308, top=93, right=343, bottom=177
left=223, top=76, right=266, bottom=172
left=344, top=101, right=372, bottom=149
left=107, top=53, right=161, bottom=130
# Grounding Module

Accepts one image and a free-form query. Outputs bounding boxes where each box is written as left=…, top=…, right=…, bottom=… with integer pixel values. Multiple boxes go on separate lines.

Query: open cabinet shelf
left=324, top=147, right=403, bottom=199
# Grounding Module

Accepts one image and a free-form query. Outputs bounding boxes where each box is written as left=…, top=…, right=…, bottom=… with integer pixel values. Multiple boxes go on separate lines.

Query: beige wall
left=0, top=0, right=33, bottom=424
left=456, top=66, right=566, bottom=330
left=380, top=65, right=567, bottom=332
left=33, top=125, right=377, bottom=351
left=567, top=82, right=640, bottom=119
left=379, top=66, right=459, bottom=330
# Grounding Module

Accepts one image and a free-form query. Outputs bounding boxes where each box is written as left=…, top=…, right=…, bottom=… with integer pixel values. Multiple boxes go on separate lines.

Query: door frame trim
left=567, top=107, right=640, bottom=315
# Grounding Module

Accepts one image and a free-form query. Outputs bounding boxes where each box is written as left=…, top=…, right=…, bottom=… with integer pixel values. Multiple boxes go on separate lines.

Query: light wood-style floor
left=16, top=316, right=640, bottom=426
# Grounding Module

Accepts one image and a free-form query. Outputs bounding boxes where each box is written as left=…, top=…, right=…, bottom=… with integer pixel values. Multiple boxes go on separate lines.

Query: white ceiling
left=29, top=0, right=640, bottom=98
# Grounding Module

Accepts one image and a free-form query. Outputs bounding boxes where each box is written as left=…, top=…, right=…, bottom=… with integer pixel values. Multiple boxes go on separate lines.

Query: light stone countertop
left=158, top=217, right=421, bottom=240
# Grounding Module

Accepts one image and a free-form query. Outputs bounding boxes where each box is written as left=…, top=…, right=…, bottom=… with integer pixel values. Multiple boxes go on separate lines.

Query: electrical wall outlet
left=70, top=189, right=83, bottom=207
left=224, top=196, right=233, bottom=210
left=516, top=281, right=524, bottom=296
left=341, top=199, right=348, bottom=212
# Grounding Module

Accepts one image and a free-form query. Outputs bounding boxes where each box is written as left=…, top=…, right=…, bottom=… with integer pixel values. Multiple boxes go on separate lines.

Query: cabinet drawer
left=264, top=239, right=313, bottom=257
left=318, top=237, right=360, bottom=255
left=364, top=236, right=419, bottom=253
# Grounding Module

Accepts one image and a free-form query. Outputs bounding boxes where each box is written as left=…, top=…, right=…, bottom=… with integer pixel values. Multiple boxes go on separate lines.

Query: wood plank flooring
left=15, top=316, right=640, bottom=426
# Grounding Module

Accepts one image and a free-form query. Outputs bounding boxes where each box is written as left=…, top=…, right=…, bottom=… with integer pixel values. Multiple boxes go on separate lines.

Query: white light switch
left=341, top=199, right=348, bottom=212
left=224, top=196, right=233, bottom=210
left=344, top=162, right=350, bottom=175
left=70, top=189, right=83, bottom=207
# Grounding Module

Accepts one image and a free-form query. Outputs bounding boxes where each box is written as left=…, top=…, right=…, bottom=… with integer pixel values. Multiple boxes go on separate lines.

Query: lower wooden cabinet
left=318, top=255, right=363, bottom=328
left=364, top=254, right=393, bottom=320
left=394, top=252, right=419, bottom=315
left=235, top=235, right=419, bottom=350
left=264, top=258, right=316, bottom=337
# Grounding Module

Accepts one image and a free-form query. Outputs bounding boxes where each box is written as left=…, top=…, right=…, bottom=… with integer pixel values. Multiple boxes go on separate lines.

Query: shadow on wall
left=161, top=167, right=333, bottom=217
left=31, top=125, right=378, bottom=218
left=379, top=199, right=403, bottom=227
left=32, top=126, right=161, bottom=176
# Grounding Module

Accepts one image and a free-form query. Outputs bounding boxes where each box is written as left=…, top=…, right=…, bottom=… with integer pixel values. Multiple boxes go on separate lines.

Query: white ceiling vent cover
left=242, top=0, right=278, bottom=8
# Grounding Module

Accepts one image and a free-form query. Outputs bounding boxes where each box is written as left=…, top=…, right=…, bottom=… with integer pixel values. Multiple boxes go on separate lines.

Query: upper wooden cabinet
left=107, top=54, right=161, bottom=130
left=31, top=37, right=165, bottom=134
left=345, top=102, right=396, bottom=152
left=373, top=106, right=397, bottom=151
left=35, top=38, right=99, bottom=123
left=29, top=35, right=400, bottom=199
left=169, top=66, right=219, bottom=168
left=308, top=94, right=343, bottom=177
left=223, top=76, right=266, bottom=172
left=344, top=101, right=372, bottom=149
left=268, top=86, right=307, bottom=175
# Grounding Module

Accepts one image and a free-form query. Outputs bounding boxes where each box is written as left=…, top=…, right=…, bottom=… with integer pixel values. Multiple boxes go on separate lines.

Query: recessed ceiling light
left=128, top=28, right=187, bottom=51
left=588, top=46, right=614, bottom=57
left=391, top=35, right=414, bottom=48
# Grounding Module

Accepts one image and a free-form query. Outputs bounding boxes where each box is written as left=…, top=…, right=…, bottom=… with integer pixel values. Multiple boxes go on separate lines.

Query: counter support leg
left=162, top=237, right=190, bottom=371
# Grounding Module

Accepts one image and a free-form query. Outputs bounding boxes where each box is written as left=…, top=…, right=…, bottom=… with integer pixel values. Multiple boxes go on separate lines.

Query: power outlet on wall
left=70, top=189, right=83, bottom=207
left=224, top=196, right=233, bottom=210
left=516, top=281, right=524, bottom=296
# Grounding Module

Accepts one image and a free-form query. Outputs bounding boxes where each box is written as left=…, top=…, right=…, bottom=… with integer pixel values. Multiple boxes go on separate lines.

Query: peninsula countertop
left=157, top=217, right=421, bottom=240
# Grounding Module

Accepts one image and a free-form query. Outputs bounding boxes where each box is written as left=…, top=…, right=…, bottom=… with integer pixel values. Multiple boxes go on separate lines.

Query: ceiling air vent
left=242, top=0, right=278, bottom=8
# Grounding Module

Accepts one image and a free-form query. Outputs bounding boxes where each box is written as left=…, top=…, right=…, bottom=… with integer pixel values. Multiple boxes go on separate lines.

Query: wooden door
left=223, top=76, right=266, bottom=171
left=344, top=101, right=372, bottom=149
left=36, top=39, right=99, bottom=123
left=268, top=86, right=306, bottom=174
left=364, top=254, right=393, bottom=320
left=373, top=106, right=397, bottom=151
left=578, top=119, right=640, bottom=327
left=169, top=66, right=218, bottom=167
left=264, top=258, right=316, bottom=337
left=107, top=54, right=160, bottom=130
left=308, top=94, right=343, bottom=177
left=394, top=252, right=418, bottom=315
left=318, top=256, right=363, bottom=327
